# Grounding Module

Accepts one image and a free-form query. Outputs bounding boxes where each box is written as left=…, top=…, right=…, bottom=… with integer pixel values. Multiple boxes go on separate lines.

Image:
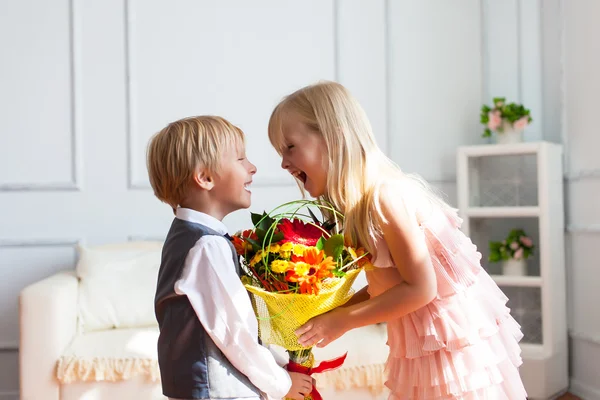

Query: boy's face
left=211, top=141, right=256, bottom=215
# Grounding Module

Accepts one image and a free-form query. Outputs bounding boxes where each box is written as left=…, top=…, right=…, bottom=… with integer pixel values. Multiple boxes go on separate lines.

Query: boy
left=147, top=116, right=312, bottom=400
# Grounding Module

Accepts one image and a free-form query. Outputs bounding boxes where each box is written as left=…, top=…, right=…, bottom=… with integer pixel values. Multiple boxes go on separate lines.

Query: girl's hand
left=295, top=308, right=350, bottom=348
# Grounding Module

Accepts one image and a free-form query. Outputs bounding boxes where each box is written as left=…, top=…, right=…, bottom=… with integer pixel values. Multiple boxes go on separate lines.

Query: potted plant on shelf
left=489, top=228, right=535, bottom=276
left=480, top=97, right=532, bottom=144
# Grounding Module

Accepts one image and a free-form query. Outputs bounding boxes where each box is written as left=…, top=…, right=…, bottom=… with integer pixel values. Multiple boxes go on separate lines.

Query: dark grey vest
left=154, top=218, right=261, bottom=399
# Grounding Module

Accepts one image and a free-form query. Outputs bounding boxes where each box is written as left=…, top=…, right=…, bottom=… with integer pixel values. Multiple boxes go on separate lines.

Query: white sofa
left=19, top=242, right=389, bottom=400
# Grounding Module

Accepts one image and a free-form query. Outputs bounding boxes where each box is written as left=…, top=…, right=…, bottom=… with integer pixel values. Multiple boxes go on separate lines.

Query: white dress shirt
left=173, top=208, right=291, bottom=400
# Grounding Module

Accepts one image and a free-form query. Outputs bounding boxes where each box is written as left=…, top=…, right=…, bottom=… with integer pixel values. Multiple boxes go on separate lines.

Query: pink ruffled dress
left=366, top=205, right=527, bottom=399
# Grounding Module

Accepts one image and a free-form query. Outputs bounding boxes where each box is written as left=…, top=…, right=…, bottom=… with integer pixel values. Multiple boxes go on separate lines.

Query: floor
left=557, top=394, right=581, bottom=400
left=0, top=391, right=583, bottom=400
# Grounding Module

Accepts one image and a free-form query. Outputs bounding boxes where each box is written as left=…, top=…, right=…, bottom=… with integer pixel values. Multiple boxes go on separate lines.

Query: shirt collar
left=175, top=208, right=228, bottom=235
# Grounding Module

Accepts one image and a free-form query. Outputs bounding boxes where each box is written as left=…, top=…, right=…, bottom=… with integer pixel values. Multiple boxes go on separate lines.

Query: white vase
left=495, top=121, right=524, bottom=144
left=502, top=259, right=527, bottom=276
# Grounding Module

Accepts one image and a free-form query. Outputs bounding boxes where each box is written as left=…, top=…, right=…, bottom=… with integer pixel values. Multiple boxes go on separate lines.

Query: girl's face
left=280, top=113, right=329, bottom=198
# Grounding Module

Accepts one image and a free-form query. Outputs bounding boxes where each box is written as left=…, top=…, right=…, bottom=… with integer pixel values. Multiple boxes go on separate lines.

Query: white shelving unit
left=457, top=142, right=568, bottom=400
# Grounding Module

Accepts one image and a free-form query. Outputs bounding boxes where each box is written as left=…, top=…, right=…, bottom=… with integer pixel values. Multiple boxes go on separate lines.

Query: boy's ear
left=193, top=170, right=215, bottom=190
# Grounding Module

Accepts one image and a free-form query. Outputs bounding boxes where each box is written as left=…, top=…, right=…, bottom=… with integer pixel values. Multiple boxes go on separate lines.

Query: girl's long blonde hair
left=268, top=81, right=450, bottom=257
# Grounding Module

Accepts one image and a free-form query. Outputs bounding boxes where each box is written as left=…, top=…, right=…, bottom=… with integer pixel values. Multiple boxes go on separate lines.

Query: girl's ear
left=193, top=170, right=215, bottom=191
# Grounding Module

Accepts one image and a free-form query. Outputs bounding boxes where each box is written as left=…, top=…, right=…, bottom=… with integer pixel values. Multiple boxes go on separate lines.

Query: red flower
left=232, top=229, right=258, bottom=255
left=231, top=236, right=246, bottom=255
left=240, top=229, right=258, bottom=240
left=277, top=219, right=324, bottom=246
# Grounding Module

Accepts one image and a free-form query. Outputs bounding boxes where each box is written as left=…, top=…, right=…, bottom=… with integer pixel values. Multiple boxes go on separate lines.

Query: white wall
left=562, top=1, right=600, bottom=398
left=0, top=1, right=483, bottom=397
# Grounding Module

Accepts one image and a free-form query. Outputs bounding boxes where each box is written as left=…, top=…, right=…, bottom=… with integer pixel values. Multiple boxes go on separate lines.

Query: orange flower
left=232, top=230, right=257, bottom=255
left=285, top=248, right=336, bottom=294
left=232, top=236, right=247, bottom=255
left=349, top=247, right=373, bottom=269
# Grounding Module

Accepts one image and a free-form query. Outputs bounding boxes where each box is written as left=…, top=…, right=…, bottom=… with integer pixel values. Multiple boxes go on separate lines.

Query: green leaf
left=251, top=211, right=276, bottom=232
left=254, top=228, right=284, bottom=248
left=489, top=251, right=501, bottom=263
left=271, top=232, right=284, bottom=243
left=255, top=228, right=266, bottom=238
left=332, top=269, right=346, bottom=278
left=489, top=241, right=502, bottom=251
left=245, top=237, right=262, bottom=252
left=316, top=237, right=325, bottom=251
left=251, top=212, right=264, bottom=227
left=482, top=128, right=492, bottom=138
left=260, top=218, right=276, bottom=232
left=507, top=229, right=526, bottom=242
left=324, top=234, right=344, bottom=260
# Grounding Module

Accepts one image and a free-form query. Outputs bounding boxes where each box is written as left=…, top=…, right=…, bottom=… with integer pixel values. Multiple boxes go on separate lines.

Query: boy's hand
left=285, top=371, right=314, bottom=400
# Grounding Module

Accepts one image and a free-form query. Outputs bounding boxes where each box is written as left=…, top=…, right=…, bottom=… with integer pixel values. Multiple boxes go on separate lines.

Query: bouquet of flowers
left=480, top=97, right=533, bottom=138
left=232, top=200, right=370, bottom=400
left=488, top=228, right=535, bottom=262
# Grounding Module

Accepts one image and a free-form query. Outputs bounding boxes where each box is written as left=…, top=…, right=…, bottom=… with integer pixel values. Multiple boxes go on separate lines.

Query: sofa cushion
left=76, top=241, right=163, bottom=332
left=56, top=325, right=389, bottom=395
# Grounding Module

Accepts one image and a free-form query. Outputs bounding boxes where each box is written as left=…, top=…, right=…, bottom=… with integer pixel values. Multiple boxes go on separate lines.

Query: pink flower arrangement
left=513, top=248, right=524, bottom=260
left=513, top=116, right=530, bottom=131
left=480, top=97, right=533, bottom=138
left=489, top=229, right=535, bottom=262
left=487, top=110, right=502, bottom=131
left=519, top=236, right=533, bottom=247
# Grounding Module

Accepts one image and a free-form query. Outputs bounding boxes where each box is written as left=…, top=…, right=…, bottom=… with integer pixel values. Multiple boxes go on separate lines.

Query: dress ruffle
left=387, top=273, right=522, bottom=359
left=369, top=208, right=527, bottom=399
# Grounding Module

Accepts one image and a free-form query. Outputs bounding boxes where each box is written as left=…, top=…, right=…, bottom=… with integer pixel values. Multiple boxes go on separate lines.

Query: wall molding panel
left=0, top=0, right=83, bottom=192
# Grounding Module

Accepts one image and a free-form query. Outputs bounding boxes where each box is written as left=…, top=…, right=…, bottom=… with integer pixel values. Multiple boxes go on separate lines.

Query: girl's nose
left=281, top=157, right=290, bottom=170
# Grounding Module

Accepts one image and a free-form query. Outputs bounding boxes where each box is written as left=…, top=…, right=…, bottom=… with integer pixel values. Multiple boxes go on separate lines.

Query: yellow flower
left=292, top=262, right=311, bottom=277
left=270, top=260, right=289, bottom=273
left=348, top=247, right=358, bottom=259
left=279, top=250, right=291, bottom=259
left=280, top=242, right=293, bottom=252
left=269, top=244, right=281, bottom=253
left=292, top=244, right=306, bottom=257
left=250, top=251, right=264, bottom=267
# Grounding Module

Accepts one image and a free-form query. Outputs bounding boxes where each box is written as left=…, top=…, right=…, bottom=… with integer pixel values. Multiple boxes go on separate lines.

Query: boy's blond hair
left=147, top=115, right=245, bottom=213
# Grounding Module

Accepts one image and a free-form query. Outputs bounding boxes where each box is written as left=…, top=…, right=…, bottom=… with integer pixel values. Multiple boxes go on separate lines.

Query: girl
left=268, top=81, right=527, bottom=399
